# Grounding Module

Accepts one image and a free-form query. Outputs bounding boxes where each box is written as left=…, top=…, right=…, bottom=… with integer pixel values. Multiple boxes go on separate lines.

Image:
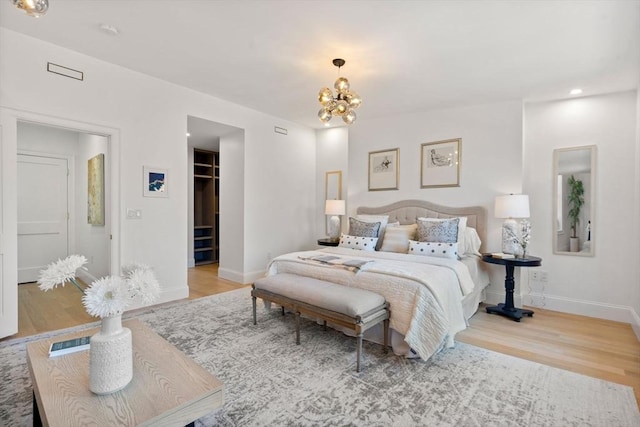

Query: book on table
left=490, top=252, right=515, bottom=259
left=49, top=336, right=91, bottom=357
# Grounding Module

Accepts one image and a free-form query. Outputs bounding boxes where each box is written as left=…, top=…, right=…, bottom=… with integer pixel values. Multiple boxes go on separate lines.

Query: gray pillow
left=417, top=217, right=459, bottom=243
left=348, top=217, right=381, bottom=238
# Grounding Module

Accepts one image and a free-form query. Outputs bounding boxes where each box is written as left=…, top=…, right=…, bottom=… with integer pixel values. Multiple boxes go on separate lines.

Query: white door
left=17, top=154, right=69, bottom=283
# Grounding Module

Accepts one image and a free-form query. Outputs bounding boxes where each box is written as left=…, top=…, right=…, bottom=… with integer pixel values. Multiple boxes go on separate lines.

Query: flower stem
left=69, top=278, right=86, bottom=294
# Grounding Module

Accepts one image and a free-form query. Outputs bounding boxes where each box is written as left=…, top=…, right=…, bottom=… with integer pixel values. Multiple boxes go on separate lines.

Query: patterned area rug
left=1, top=287, right=639, bottom=426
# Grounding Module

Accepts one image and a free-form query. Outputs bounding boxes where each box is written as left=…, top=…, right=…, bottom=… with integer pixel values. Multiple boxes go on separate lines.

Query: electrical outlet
left=531, top=271, right=540, bottom=281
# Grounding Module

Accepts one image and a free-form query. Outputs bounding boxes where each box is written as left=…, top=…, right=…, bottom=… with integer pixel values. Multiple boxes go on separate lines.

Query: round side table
left=481, top=254, right=542, bottom=322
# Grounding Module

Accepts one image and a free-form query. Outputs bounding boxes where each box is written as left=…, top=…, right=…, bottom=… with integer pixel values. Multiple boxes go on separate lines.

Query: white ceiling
left=1, top=0, right=638, bottom=131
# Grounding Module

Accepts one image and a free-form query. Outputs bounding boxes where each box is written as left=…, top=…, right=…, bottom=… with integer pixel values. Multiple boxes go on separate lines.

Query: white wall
left=346, top=101, right=525, bottom=302
left=76, top=133, right=110, bottom=278
left=524, top=90, right=639, bottom=325
left=315, top=127, right=349, bottom=238
left=0, top=28, right=317, bottom=314
left=218, top=130, right=245, bottom=282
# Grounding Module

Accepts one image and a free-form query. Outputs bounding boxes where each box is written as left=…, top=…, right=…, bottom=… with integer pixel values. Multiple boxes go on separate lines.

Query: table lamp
left=495, top=194, right=530, bottom=255
left=325, top=199, right=345, bottom=241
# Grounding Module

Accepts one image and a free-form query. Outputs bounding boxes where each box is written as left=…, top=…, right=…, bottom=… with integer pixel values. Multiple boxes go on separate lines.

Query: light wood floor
left=5, top=264, right=640, bottom=408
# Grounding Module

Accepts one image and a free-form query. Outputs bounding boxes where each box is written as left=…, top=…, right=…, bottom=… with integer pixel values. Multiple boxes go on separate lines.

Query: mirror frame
left=552, top=145, right=597, bottom=256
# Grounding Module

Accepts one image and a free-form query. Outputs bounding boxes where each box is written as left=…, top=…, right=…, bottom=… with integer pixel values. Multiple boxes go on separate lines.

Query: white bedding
left=267, top=247, right=479, bottom=361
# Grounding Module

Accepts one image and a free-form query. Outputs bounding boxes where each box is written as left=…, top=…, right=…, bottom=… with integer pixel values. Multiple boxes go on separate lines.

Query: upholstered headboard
left=356, top=199, right=487, bottom=252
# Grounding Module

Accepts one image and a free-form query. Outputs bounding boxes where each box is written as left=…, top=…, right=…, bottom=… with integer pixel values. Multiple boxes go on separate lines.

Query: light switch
left=126, top=208, right=142, bottom=219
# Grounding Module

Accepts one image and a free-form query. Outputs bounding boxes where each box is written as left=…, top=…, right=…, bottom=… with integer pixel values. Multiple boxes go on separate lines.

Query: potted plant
left=567, top=175, right=584, bottom=252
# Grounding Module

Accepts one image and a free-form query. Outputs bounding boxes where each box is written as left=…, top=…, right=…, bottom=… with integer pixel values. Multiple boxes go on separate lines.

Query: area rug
left=1, top=288, right=638, bottom=426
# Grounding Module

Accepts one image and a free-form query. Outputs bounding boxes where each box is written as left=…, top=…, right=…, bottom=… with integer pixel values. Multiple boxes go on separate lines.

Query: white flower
left=126, top=267, right=160, bottom=305
left=39, top=255, right=160, bottom=318
left=37, top=255, right=88, bottom=291
left=121, top=262, right=150, bottom=277
left=82, top=276, right=129, bottom=318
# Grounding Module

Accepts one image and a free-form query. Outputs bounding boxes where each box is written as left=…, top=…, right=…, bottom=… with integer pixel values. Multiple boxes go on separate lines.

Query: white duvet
left=267, top=247, right=475, bottom=360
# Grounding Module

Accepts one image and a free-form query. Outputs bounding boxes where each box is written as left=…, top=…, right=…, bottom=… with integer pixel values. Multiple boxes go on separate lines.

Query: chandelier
left=318, top=59, right=362, bottom=125
left=12, top=0, right=49, bottom=17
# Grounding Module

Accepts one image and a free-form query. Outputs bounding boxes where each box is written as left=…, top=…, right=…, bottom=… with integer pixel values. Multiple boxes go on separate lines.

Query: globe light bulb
left=334, top=77, right=350, bottom=93
left=318, top=108, right=332, bottom=123
left=347, top=92, right=362, bottom=109
left=318, top=87, right=333, bottom=106
left=343, top=110, right=357, bottom=124
left=332, top=100, right=348, bottom=116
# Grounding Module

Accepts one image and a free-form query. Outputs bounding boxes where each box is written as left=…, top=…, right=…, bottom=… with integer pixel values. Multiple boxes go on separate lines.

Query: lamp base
left=328, top=215, right=341, bottom=241
left=501, top=219, right=522, bottom=256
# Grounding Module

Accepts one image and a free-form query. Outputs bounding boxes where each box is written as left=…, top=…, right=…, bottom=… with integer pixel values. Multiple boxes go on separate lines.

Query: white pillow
left=460, top=227, right=482, bottom=256
left=338, top=234, right=378, bottom=252
left=356, top=215, right=389, bottom=250
left=408, top=240, right=459, bottom=259
left=379, top=224, right=417, bottom=253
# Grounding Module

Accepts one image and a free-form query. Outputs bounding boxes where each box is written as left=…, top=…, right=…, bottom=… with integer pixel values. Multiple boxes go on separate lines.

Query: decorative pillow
left=408, top=240, right=459, bottom=259
left=348, top=217, right=381, bottom=238
left=418, top=216, right=467, bottom=241
left=379, top=224, right=417, bottom=253
left=356, top=215, right=389, bottom=250
left=416, top=217, right=460, bottom=243
left=460, top=227, right=482, bottom=256
left=338, top=234, right=378, bottom=252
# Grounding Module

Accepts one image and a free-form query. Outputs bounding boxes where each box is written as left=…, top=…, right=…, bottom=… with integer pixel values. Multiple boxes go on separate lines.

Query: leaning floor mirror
left=553, top=145, right=596, bottom=256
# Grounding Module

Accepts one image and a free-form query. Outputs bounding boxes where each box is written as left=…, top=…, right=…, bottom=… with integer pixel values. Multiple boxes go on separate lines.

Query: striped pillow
left=379, top=224, right=417, bottom=253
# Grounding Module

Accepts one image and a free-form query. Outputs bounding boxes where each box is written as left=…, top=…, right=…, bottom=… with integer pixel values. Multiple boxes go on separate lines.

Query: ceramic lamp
left=325, top=200, right=345, bottom=241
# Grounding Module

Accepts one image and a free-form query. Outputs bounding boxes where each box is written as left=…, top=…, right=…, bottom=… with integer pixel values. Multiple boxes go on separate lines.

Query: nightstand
left=317, top=238, right=339, bottom=247
left=481, top=254, right=542, bottom=322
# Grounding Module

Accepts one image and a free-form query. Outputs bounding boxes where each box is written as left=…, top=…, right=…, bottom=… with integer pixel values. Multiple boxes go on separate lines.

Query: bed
left=266, top=199, right=489, bottom=361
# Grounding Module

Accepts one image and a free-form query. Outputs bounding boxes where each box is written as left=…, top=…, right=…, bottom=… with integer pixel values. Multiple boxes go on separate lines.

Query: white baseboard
left=218, top=267, right=264, bottom=285
left=523, top=291, right=640, bottom=340
left=187, top=258, right=195, bottom=268
left=483, top=287, right=640, bottom=340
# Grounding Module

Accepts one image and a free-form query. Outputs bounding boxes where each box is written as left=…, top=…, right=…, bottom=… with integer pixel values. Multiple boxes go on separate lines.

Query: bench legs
left=356, top=334, right=364, bottom=372
left=252, top=295, right=257, bottom=325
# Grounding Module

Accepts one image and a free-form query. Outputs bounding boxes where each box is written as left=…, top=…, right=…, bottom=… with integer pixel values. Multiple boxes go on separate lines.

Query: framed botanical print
left=368, top=148, right=399, bottom=191
left=421, top=138, right=461, bottom=188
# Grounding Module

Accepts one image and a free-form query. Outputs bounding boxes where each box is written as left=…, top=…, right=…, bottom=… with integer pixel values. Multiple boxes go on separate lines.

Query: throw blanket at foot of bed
left=252, top=273, right=390, bottom=372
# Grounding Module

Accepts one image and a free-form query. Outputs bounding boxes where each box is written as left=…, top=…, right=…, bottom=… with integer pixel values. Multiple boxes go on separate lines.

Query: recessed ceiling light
left=324, top=123, right=331, bottom=127
left=186, top=132, right=191, bottom=137
left=99, top=23, right=120, bottom=36
left=569, top=88, right=583, bottom=95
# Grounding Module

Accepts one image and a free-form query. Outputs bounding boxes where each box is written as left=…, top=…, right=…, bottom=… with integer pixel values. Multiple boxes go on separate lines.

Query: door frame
left=0, top=107, right=121, bottom=338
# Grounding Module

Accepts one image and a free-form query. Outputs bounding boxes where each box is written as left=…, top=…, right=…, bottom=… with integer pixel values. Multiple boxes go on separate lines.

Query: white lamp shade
left=325, top=199, right=345, bottom=216
left=495, top=194, right=530, bottom=219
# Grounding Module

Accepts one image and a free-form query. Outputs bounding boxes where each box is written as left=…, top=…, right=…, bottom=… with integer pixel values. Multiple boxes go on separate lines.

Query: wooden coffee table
left=27, top=319, right=224, bottom=426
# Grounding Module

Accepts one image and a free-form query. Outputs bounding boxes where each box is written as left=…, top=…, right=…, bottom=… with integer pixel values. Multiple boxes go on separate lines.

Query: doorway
left=17, top=122, right=111, bottom=282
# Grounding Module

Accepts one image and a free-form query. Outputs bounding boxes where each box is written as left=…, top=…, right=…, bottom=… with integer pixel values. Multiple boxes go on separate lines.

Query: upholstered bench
left=251, top=273, right=390, bottom=372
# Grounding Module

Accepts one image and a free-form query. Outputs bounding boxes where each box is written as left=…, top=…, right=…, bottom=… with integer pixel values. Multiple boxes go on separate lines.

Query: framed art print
left=143, top=166, right=168, bottom=197
left=368, top=148, right=399, bottom=191
left=87, top=153, right=105, bottom=225
left=421, top=138, right=461, bottom=188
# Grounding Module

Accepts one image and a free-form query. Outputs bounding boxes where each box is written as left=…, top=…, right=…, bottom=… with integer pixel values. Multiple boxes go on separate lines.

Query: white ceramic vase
left=89, top=314, right=132, bottom=395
